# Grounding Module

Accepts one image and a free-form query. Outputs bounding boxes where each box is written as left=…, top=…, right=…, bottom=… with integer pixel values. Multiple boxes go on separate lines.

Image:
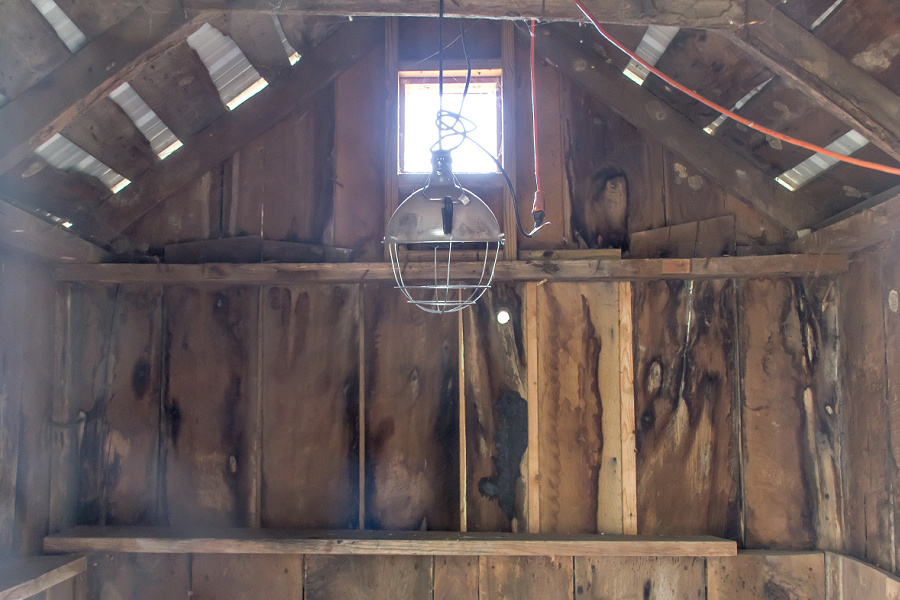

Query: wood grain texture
left=44, top=527, right=738, bottom=556
left=434, top=556, right=478, bottom=600
left=840, top=250, right=895, bottom=570
left=881, top=242, right=900, bottom=571
left=161, top=286, right=260, bottom=528
left=633, top=279, right=741, bottom=539
left=305, top=556, right=432, bottom=600
left=261, top=285, right=360, bottom=529
left=332, top=47, right=385, bottom=261
left=574, top=556, right=705, bottom=599
left=707, top=552, right=825, bottom=600
left=739, top=278, right=842, bottom=551
left=0, top=0, right=69, bottom=101
left=463, top=284, right=527, bottom=532
left=192, top=554, right=303, bottom=600
left=54, top=254, right=851, bottom=285
left=85, top=553, right=189, bottom=600
left=480, top=556, right=573, bottom=600
left=69, top=284, right=162, bottom=527
left=363, top=284, right=459, bottom=530
left=827, top=552, right=900, bottom=600
left=0, top=197, right=109, bottom=263
left=0, top=555, right=85, bottom=600
left=536, top=282, right=621, bottom=534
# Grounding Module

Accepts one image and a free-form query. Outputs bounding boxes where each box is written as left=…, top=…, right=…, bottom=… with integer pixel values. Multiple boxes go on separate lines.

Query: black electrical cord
left=430, top=8, right=549, bottom=238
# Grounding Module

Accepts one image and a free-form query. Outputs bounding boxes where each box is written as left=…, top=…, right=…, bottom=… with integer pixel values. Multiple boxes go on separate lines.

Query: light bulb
left=496, top=310, right=511, bottom=325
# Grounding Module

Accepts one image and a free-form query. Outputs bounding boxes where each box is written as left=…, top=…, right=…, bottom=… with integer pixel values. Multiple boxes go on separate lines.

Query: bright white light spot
left=288, top=52, right=301, bottom=66
left=402, top=76, right=500, bottom=174
left=496, top=309, right=511, bottom=325
left=157, top=140, right=183, bottom=160
left=775, top=176, right=797, bottom=191
left=61, top=221, right=73, bottom=228
left=622, top=63, right=648, bottom=86
left=111, top=179, right=132, bottom=194
left=226, top=77, right=268, bottom=111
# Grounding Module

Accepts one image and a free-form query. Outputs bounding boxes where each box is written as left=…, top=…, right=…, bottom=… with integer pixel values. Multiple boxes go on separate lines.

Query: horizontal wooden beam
left=55, top=254, right=847, bottom=284
left=182, top=0, right=746, bottom=28
left=538, top=25, right=824, bottom=232
left=0, top=555, right=86, bottom=600
left=0, top=0, right=210, bottom=178
left=44, top=527, right=736, bottom=557
left=0, top=198, right=109, bottom=263
left=792, top=184, right=900, bottom=255
left=93, top=18, right=384, bottom=237
left=724, top=0, right=900, bottom=164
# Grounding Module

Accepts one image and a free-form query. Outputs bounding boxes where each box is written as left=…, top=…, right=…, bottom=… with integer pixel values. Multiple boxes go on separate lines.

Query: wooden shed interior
left=4, top=0, right=900, bottom=597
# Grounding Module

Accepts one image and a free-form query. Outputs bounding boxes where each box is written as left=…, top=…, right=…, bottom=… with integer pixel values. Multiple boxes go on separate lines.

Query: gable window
left=399, top=69, right=501, bottom=174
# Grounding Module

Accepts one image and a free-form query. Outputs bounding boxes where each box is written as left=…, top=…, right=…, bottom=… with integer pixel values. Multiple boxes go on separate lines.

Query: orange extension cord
left=571, top=0, right=900, bottom=177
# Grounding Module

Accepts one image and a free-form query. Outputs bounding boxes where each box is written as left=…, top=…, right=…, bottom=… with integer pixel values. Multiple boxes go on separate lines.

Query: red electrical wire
left=531, top=20, right=542, bottom=191
left=571, top=0, right=900, bottom=177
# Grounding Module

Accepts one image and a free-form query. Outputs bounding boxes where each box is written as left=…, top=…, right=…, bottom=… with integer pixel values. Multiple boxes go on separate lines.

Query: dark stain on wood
left=477, top=390, right=527, bottom=521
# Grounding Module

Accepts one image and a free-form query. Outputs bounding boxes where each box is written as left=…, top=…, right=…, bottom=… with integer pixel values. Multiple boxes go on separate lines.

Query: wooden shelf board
left=44, top=527, right=737, bottom=557
left=55, top=254, right=847, bottom=285
left=0, top=555, right=86, bottom=600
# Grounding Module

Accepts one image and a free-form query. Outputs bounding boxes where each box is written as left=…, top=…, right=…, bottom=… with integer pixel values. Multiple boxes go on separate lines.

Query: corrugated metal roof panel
left=622, top=25, right=680, bottom=86
left=34, top=133, right=130, bottom=192
left=776, top=130, right=869, bottom=191
left=109, top=82, right=183, bottom=159
left=28, top=0, right=87, bottom=53
left=187, top=23, right=269, bottom=110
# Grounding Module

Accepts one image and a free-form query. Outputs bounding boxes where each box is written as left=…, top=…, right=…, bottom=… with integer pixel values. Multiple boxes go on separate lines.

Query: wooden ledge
left=55, top=254, right=848, bottom=285
left=44, top=527, right=737, bottom=557
left=0, top=554, right=86, bottom=600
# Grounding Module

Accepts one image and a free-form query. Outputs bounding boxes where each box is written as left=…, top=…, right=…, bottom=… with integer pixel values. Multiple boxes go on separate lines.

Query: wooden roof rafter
left=91, top=17, right=385, bottom=239
left=537, top=24, right=827, bottom=232
left=181, top=0, right=747, bottom=28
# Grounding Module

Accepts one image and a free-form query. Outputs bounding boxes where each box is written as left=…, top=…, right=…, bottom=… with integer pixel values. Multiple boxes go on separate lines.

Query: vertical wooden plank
left=358, top=288, right=366, bottom=530
left=0, top=256, right=24, bottom=553
left=574, top=556, right=705, bottom=599
left=463, top=284, right=528, bottom=532
left=618, top=282, right=637, bottom=536
left=633, top=279, right=741, bottom=538
left=500, top=21, right=517, bottom=260
left=525, top=282, right=540, bottom=533
left=192, top=555, right=303, bottom=600
left=70, top=284, right=162, bottom=527
left=841, top=250, right=895, bottom=570
left=382, top=17, right=399, bottom=262
left=537, top=282, right=621, bottom=534
left=515, top=24, right=565, bottom=251
left=260, top=284, right=360, bottom=529
left=707, top=552, right=825, bottom=600
left=662, top=150, right=726, bottom=226
left=333, top=47, right=386, bottom=262
left=827, top=552, right=900, bottom=600
left=363, top=284, right=459, bottom=531
left=11, top=258, right=55, bottom=553
left=740, top=278, right=843, bottom=551
left=435, top=556, right=478, bottom=600
left=459, top=304, right=467, bottom=532
left=479, top=556, right=573, bottom=600
left=86, top=553, right=190, bottom=600
left=305, top=556, right=432, bottom=600
left=50, top=284, right=75, bottom=534
left=880, top=241, right=900, bottom=568
left=161, top=285, right=260, bottom=528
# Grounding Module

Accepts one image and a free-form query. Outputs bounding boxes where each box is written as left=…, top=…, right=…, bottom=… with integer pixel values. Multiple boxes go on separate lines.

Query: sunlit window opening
left=400, top=71, right=501, bottom=174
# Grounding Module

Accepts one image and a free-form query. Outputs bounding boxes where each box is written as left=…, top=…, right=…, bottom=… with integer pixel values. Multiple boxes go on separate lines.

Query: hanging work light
left=385, top=150, right=503, bottom=314
left=385, top=4, right=548, bottom=314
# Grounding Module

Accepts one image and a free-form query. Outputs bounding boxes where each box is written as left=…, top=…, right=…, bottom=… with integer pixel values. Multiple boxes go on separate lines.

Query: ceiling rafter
left=0, top=195, right=109, bottom=263
left=92, top=17, right=384, bottom=238
left=0, top=0, right=215, bottom=178
left=538, top=24, right=826, bottom=232
left=181, top=0, right=747, bottom=28
left=723, top=0, right=900, bottom=165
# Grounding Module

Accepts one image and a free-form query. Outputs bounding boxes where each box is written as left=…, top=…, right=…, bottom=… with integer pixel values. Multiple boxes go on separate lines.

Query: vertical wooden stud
left=358, top=286, right=366, bottom=530
left=458, top=295, right=467, bottom=532
left=525, top=281, right=540, bottom=532
left=251, top=285, right=263, bottom=528
left=618, top=282, right=637, bottom=535
left=501, top=21, right=518, bottom=261
left=383, top=17, right=400, bottom=262
left=49, top=284, right=74, bottom=534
